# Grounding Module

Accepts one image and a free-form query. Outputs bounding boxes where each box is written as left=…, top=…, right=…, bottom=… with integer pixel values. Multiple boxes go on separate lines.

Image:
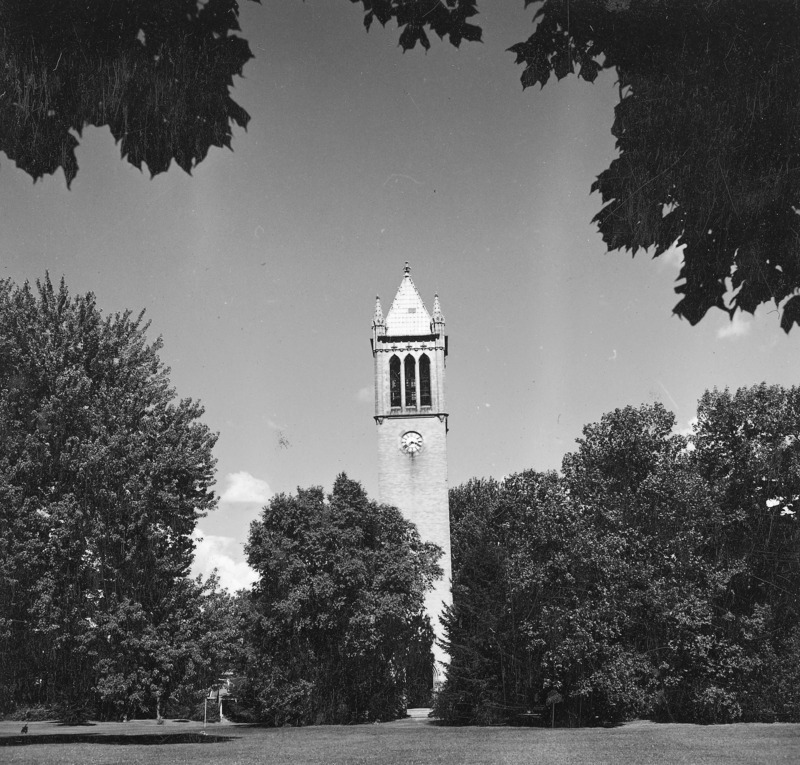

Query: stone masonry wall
left=377, top=415, right=452, bottom=679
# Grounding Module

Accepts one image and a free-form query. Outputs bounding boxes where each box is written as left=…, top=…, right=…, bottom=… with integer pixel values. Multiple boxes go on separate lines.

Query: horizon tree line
left=1, top=276, right=797, bottom=725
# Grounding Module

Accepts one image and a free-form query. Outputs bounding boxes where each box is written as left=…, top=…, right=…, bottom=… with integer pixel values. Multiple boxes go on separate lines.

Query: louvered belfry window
left=404, top=355, right=417, bottom=408
left=390, top=355, right=401, bottom=408
left=419, top=353, right=431, bottom=407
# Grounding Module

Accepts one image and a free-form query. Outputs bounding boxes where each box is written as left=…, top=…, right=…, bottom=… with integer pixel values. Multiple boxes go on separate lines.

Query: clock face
left=401, top=431, right=423, bottom=454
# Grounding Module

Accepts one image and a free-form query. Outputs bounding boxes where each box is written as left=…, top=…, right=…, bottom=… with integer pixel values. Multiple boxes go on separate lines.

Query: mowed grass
left=1, top=717, right=799, bottom=765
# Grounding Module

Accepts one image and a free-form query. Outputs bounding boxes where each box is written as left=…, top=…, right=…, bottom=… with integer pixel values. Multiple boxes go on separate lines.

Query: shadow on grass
left=0, top=732, right=235, bottom=747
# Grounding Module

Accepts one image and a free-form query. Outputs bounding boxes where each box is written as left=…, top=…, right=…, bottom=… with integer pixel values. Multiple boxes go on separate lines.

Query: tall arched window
left=389, top=355, right=401, bottom=408
left=404, top=354, right=417, bottom=408
left=419, top=354, right=432, bottom=408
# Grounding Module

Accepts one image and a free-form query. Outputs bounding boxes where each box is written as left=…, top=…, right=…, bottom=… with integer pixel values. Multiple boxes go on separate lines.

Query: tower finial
left=373, top=295, right=384, bottom=325
left=432, top=293, right=445, bottom=326
left=373, top=295, right=386, bottom=337
left=404, top=261, right=411, bottom=277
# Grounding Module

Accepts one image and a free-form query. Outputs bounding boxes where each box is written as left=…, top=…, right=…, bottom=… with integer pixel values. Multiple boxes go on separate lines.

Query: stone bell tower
left=371, top=262, right=452, bottom=684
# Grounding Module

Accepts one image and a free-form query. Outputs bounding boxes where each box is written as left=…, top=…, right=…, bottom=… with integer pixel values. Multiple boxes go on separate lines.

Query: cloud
left=716, top=312, right=751, bottom=339
left=219, top=471, right=271, bottom=503
left=192, top=528, right=259, bottom=592
left=356, top=386, right=373, bottom=403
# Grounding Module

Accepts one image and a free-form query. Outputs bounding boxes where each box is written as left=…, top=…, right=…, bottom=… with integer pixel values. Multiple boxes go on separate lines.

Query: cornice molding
left=374, top=412, right=448, bottom=423
left=374, top=344, right=444, bottom=354
left=377, top=334, right=438, bottom=343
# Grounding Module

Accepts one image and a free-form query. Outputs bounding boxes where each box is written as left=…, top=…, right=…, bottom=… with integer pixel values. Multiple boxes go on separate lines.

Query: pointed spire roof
left=384, top=262, right=433, bottom=337
left=373, top=295, right=384, bottom=326
left=432, top=293, right=445, bottom=325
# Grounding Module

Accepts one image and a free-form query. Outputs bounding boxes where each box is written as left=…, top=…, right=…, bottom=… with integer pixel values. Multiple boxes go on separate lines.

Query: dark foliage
left=0, top=276, right=234, bottom=720
left=244, top=474, right=441, bottom=725
left=689, top=385, right=800, bottom=722
left=434, top=473, right=565, bottom=725
left=0, top=0, right=257, bottom=185
left=436, top=396, right=800, bottom=725
left=52, top=697, right=93, bottom=726
left=8, top=3, right=799, bottom=330
left=3, top=704, right=52, bottom=722
left=358, top=1, right=800, bottom=331
left=348, top=0, right=482, bottom=51
left=510, top=0, right=800, bottom=330
left=10, top=2, right=797, bottom=332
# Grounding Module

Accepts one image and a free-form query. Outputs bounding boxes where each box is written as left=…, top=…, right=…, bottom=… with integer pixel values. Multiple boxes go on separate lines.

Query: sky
left=2, top=2, right=799, bottom=591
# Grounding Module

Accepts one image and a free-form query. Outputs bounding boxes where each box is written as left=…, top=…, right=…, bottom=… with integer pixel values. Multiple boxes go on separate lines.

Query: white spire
left=373, top=295, right=384, bottom=326
left=384, top=262, right=433, bottom=336
left=432, top=293, right=445, bottom=326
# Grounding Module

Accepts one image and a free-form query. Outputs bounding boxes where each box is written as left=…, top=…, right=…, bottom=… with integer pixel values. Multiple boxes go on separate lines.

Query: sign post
left=545, top=691, right=563, bottom=729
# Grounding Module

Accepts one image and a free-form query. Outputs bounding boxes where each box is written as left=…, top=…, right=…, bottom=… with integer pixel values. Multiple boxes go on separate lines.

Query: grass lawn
left=1, top=717, right=798, bottom=765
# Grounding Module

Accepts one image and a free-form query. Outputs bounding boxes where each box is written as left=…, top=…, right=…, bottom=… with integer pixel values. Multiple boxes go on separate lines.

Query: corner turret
left=431, top=293, right=445, bottom=334
left=372, top=296, right=386, bottom=345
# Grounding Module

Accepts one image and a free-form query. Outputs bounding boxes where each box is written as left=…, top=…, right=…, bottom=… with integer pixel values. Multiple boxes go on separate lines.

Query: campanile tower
left=372, top=262, right=452, bottom=682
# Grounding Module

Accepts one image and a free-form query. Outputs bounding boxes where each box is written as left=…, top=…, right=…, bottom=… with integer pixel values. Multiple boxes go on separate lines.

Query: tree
left=437, top=419, right=723, bottom=727
left=437, top=403, right=780, bottom=726
left=92, top=574, right=243, bottom=722
left=434, top=471, right=569, bottom=725
left=560, top=403, right=740, bottom=724
left=244, top=474, right=441, bottom=725
left=433, top=476, right=510, bottom=724
left=0, top=275, right=221, bottom=719
left=0, top=0, right=257, bottom=185
left=693, top=386, right=800, bottom=627
left=348, top=0, right=482, bottom=51
left=437, top=399, right=800, bottom=726
left=691, top=385, right=800, bottom=721
left=353, top=1, right=800, bottom=331
left=9, top=3, right=799, bottom=331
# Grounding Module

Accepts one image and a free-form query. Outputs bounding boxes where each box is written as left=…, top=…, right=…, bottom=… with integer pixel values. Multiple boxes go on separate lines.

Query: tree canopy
left=8, top=2, right=799, bottom=331
left=0, top=0, right=257, bottom=185
left=353, top=1, right=800, bottom=331
left=0, top=275, right=230, bottom=721
left=244, top=474, right=441, bottom=725
left=435, top=395, right=800, bottom=725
